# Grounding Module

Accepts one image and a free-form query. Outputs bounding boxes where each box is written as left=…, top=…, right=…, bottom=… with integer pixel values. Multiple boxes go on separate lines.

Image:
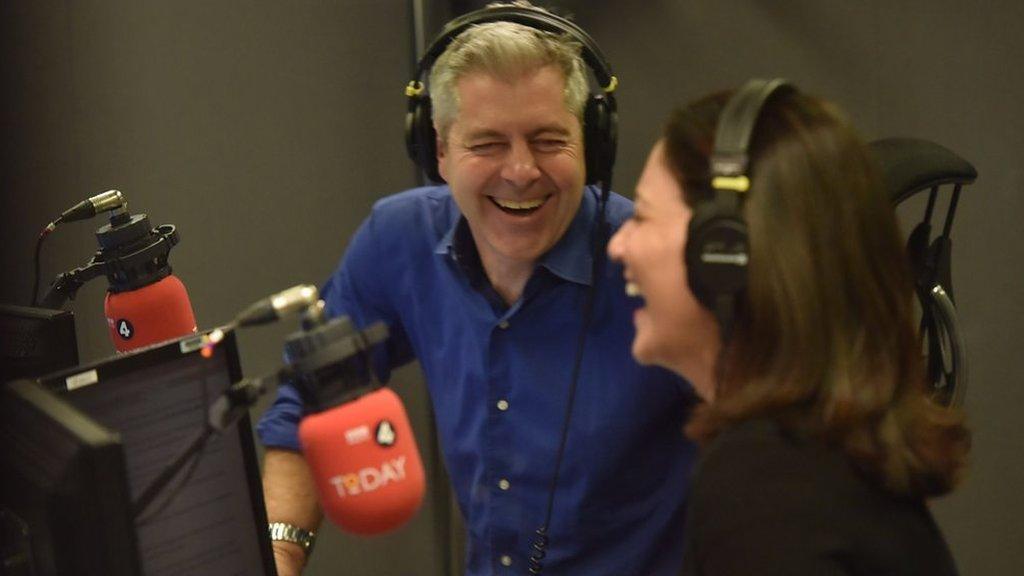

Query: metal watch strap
left=268, top=522, right=317, bottom=556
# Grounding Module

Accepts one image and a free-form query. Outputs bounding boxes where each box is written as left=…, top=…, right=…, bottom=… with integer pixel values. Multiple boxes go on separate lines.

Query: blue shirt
left=258, top=185, right=697, bottom=575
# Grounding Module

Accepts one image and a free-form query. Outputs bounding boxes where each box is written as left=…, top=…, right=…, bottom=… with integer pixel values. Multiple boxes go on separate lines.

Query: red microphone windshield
left=104, top=274, right=197, bottom=353
left=298, top=387, right=426, bottom=535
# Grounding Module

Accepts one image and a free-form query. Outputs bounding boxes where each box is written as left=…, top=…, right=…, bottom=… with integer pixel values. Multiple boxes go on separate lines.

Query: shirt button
left=498, top=478, right=511, bottom=491
left=498, top=320, right=510, bottom=330
left=500, top=555, right=513, bottom=567
left=496, top=399, right=509, bottom=411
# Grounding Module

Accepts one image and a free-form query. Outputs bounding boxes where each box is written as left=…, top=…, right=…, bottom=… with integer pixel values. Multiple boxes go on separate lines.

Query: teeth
left=625, top=282, right=642, bottom=297
left=493, top=197, right=545, bottom=210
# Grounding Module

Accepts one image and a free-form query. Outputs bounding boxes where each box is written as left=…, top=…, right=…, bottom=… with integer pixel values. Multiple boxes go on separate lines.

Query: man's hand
left=263, top=448, right=324, bottom=576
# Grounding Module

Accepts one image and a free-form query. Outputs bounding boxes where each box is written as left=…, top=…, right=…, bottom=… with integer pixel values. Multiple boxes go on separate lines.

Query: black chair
left=870, top=137, right=977, bottom=407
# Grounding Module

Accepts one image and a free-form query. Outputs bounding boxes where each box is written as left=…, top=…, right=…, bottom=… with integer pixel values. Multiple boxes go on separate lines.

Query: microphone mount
left=135, top=292, right=389, bottom=521
left=203, top=308, right=389, bottom=434
left=283, top=304, right=389, bottom=413
left=38, top=208, right=180, bottom=309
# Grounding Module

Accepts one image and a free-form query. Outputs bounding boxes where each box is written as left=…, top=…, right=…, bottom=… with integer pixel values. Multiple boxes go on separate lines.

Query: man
left=257, top=7, right=695, bottom=575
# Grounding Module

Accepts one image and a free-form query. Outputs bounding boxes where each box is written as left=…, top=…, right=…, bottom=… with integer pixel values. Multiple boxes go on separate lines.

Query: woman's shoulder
left=697, top=418, right=827, bottom=477
left=686, top=418, right=959, bottom=575
left=691, top=419, right=877, bottom=521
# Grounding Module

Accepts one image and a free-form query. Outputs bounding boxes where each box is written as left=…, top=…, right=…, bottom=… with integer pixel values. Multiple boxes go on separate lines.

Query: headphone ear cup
left=685, top=197, right=749, bottom=311
left=685, top=200, right=718, bottom=310
left=405, top=95, right=444, bottom=183
left=583, top=95, right=616, bottom=186
left=920, top=281, right=966, bottom=407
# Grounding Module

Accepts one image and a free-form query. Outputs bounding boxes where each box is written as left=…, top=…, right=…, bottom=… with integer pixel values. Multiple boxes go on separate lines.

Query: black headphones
left=404, top=4, right=619, bottom=188
left=869, top=136, right=977, bottom=408
left=685, top=78, right=795, bottom=335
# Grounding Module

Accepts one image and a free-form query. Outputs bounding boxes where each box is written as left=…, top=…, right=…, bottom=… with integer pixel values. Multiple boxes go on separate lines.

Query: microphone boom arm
left=37, top=259, right=107, bottom=309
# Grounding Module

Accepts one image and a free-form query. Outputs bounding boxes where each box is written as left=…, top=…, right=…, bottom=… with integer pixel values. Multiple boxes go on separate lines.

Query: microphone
left=285, top=305, right=426, bottom=535
left=99, top=211, right=196, bottom=352
left=299, top=387, right=425, bottom=535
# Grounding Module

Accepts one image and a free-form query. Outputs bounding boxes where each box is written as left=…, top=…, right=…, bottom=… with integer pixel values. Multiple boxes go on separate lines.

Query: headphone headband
left=686, top=78, right=796, bottom=339
left=710, top=79, right=794, bottom=191
left=412, top=6, right=616, bottom=91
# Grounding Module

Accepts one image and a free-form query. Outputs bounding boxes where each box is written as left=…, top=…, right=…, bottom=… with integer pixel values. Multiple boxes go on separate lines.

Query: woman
left=607, top=81, right=969, bottom=575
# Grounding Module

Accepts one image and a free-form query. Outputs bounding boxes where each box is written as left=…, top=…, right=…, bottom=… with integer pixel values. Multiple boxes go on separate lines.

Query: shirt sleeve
left=254, top=382, right=305, bottom=451
left=320, top=207, right=415, bottom=379
left=256, top=207, right=414, bottom=450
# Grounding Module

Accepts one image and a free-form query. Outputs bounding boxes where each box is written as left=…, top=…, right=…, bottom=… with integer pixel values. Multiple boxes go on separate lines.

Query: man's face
left=437, top=65, right=586, bottom=268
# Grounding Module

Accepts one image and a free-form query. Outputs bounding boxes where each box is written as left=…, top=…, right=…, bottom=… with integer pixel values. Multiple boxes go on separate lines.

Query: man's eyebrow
left=528, top=125, right=572, bottom=138
left=461, top=129, right=505, bottom=142
left=461, top=125, right=571, bottom=140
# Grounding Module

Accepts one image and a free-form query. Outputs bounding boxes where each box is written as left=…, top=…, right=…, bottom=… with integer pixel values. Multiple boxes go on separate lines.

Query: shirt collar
left=434, top=186, right=600, bottom=286
left=434, top=205, right=462, bottom=257
left=537, top=186, right=598, bottom=285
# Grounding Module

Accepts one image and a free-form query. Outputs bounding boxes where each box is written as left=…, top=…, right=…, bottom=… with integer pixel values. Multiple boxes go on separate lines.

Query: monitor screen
left=40, top=330, right=277, bottom=576
left=0, top=379, right=142, bottom=576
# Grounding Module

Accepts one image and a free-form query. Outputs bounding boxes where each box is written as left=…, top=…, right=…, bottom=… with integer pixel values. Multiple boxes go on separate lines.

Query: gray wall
left=2, top=1, right=1022, bottom=575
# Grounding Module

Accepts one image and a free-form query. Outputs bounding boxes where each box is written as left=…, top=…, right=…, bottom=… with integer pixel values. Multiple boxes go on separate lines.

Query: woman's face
left=607, top=141, right=719, bottom=392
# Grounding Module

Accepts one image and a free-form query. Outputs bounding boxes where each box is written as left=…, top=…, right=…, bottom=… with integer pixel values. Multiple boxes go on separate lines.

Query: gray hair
left=429, top=20, right=590, bottom=141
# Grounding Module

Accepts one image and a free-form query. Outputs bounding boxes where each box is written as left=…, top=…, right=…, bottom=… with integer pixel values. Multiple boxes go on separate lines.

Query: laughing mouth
left=489, top=195, right=550, bottom=216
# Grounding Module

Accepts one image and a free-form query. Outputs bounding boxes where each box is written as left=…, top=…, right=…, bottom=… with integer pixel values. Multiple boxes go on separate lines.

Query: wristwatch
left=268, top=522, right=317, bottom=556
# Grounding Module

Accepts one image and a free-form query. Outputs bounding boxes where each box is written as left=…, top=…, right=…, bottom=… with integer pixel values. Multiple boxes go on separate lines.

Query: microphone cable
left=529, top=183, right=611, bottom=575
left=31, top=220, right=59, bottom=306
left=32, top=190, right=127, bottom=307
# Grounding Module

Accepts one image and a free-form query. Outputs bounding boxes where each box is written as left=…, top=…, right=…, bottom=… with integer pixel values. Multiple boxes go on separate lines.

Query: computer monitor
left=39, top=330, right=277, bottom=576
left=0, top=304, right=78, bottom=383
left=0, top=379, right=142, bottom=576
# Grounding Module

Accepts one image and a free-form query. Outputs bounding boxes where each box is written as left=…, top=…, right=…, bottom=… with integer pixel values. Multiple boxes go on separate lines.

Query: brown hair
left=665, top=89, right=969, bottom=497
